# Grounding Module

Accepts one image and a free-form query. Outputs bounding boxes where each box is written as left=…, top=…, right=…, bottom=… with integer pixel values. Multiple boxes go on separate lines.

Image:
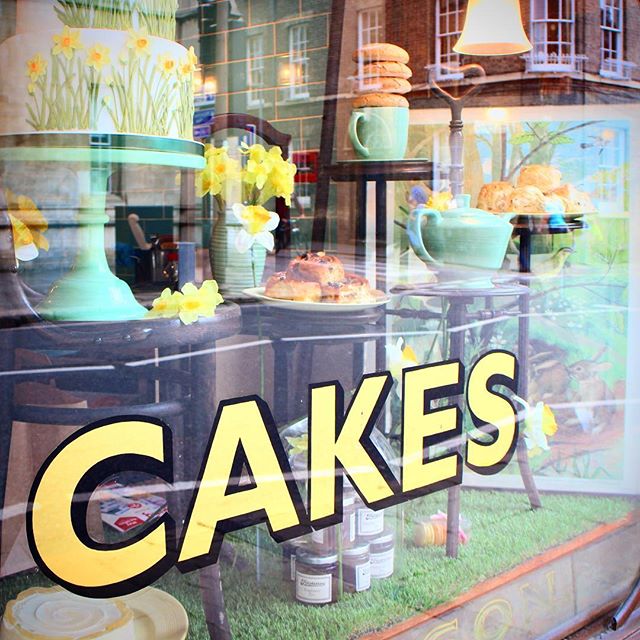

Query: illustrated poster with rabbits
left=392, top=111, right=634, bottom=493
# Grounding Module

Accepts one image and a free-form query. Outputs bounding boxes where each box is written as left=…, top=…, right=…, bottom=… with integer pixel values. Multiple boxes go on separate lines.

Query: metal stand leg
left=517, top=291, right=542, bottom=509
left=445, top=300, right=466, bottom=558
left=199, top=563, right=232, bottom=640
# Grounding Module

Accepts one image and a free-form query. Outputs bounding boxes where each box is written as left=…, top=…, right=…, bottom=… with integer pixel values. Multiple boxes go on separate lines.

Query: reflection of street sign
left=193, top=123, right=211, bottom=140
left=292, top=151, right=318, bottom=183
left=194, top=93, right=215, bottom=108
left=194, top=108, right=215, bottom=125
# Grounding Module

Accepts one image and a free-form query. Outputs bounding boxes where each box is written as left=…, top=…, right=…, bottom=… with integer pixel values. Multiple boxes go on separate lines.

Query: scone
left=287, top=252, right=346, bottom=285
left=321, top=273, right=373, bottom=303
left=477, top=182, right=515, bottom=213
left=352, top=93, right=409, bottom=108
left=357, top=77, right=412, bottom=94
left=353, top=43, right=410, bottom=64
left=550, top=184, right=595, bottom=213
left=517, top=165, right=562, bottom=193
left=1, top=587, right=134, bottom=640
left=360, top=61, right=412, bottom=79
left=510, top=185, right=547, bottom=213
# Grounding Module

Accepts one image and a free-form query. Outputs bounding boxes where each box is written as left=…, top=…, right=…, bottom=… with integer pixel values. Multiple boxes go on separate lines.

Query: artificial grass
left=0, top=489, right=634, bottom=640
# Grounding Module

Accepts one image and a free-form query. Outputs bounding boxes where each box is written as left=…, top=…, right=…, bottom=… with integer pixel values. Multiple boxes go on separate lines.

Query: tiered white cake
left=0, top=0, right=196, bottom=139
left=1, top=587, right=134, bottom=640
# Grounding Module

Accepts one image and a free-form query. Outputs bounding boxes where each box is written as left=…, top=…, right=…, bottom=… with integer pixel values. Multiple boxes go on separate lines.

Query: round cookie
left=352, top=93, right=409, bottom=108
left=353, top=42, right=410, bottom=64
left=360, top=61, right=412, bottom=79
left=357, top=77, right=412, bottom=95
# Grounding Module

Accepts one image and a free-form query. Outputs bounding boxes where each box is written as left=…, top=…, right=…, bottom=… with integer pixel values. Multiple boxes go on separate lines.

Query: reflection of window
left=594, top=127, right=627, bottom=214
left=247, top=34, right=264, bottom=107
left=526, top=0, right=584, bottom=72
left=435, top=0, right=463, bottom=79
left=600, top=0, right=632, bottom=79
left=357, top=7, right=384, bottom=48
left=287, top=24, right=309, bottom=100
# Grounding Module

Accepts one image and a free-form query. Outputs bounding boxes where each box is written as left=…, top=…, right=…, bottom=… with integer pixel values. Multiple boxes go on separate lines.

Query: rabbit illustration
left=567, top=348, right=614, bottom=433
left=528, top=342, right=571, bottom=405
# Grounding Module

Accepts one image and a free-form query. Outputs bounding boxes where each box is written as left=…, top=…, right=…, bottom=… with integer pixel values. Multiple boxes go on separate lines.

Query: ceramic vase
left=209, top=208, right=267, bottom=298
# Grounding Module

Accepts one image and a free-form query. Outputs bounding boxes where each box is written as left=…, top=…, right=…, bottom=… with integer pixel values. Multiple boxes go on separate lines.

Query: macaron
left=360, top=61, right=412, bottom=79
left=353, top=42, right=410, bottom=64
left=352, top=93, right=409, bottom=108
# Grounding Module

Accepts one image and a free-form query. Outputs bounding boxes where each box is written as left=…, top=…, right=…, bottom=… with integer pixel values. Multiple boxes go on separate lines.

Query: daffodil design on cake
left=0, top=0, right=196, bottom=139
left=0, top=587, right=134, bottom=640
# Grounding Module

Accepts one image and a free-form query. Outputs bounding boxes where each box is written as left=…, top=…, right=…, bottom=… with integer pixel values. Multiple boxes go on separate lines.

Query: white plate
left=122, top=588, right=189, bottom=640
left=243, top=287, right=390, bottom=312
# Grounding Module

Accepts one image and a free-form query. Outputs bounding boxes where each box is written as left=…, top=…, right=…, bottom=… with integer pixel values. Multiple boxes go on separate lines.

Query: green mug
left=348, top=106, right=409, bottom=160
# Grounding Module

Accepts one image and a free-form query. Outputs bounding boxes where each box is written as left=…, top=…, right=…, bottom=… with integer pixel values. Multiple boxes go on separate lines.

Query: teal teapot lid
left=437, top=194, right=515, bottom=226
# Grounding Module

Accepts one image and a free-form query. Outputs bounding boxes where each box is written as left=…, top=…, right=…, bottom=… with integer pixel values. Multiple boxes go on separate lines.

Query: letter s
left=27, top=417, right=175, bottom=598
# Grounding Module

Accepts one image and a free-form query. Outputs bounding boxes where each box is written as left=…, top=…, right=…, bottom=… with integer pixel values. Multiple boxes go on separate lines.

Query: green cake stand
left=0, top=133, right=205, bottom=322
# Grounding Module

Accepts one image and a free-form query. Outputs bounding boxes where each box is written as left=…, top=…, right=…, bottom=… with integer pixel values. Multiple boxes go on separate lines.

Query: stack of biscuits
left=352, top=43, right=412, bottom=109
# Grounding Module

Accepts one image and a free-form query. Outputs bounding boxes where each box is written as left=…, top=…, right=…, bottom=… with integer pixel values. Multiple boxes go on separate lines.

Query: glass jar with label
left=356, top=503, right=385, bottom=537
left=311, top=492, right=358, bottom=552
left=282, top=538, right=309, bottom=582
left=369, top=531, right=395, bottom=580
left=295, top=549, right=339, bottom=606
left=342, top=543, right=371, bottom=593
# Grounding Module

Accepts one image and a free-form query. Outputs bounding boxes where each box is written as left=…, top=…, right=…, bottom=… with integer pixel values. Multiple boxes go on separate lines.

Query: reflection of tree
left=474, top=120, right=601, bottom=182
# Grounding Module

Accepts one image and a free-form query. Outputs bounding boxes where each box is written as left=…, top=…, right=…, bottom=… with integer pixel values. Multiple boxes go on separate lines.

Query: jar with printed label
left=295, top=549, right=339, bottom=605
left=369, top=531, right=395, bottom=580
left=282, top=538, right=309, bottom=582
left=356, top=503, right=385, bottom=537
left=311, top=493, right=358, bottom=552
left=342, top=543, right=371, bottom=593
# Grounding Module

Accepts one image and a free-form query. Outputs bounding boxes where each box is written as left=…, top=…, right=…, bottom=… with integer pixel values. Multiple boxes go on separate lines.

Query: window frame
left=246, top=32, right=265, bottom=108
left=286, top=23, right=310, bottom=101
left=434, top=0, right=464, bottom=81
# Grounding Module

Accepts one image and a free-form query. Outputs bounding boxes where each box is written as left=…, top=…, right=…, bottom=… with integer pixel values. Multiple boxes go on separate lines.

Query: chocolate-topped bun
left=517, top=165, right=562, bottom=194
left=265, top=272, right=321, bottom=302
left=321, top=273, right=373, bottom=303
left=477, top=181, right=514, bottom=213
left=287, top=252, right=346, bottom=285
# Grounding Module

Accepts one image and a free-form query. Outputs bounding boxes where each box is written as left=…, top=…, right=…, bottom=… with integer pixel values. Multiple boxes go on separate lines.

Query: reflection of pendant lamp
left=430, top=0, right=532, bottom=195
left=453, top=0, right=532, bottom=56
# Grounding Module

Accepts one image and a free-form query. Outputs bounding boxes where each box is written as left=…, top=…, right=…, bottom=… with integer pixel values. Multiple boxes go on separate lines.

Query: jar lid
left=370, top=531, right=394, bottom=545
left=342, top=543, right=369, bottom=557
left=296, top=548, right=338, bottom=565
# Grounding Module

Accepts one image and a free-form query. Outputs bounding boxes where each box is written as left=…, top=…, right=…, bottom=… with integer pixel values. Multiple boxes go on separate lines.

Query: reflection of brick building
left=390, top=0, right=639, bottom=107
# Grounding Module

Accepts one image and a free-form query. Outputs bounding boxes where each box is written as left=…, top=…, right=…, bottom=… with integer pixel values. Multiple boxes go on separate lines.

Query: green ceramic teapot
left=407, top=194, right=515, bottom=274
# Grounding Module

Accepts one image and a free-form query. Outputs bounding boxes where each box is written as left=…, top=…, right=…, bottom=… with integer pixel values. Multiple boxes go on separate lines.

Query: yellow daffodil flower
left=127, top=28, right=151, bottom=57
left=387, top=337, right=419, bottom=398
left=178, top=282, right=218, bottom=325
left=199, top=279, right=224, bottom=307
left=513, top=395, right=558, bottom=458
left=5, top=189, right=49, bottom=261
left=157, top=54, right=177, bottom=77
left=52, top=26, right=82, bottom=60
left=426, top=191, right=454, bottom=212
left=178, top=58, right=193, bottom=78
left=231, top=204, right=280, bottom=253
left=26, top=54, right=47, bottom=82
left=86, top=44, right=111, bottom=72
left=147, top=287, right=182, bottom=319
left=286, top=435, right=308, bottom=456
left=196, top=146, right=240, bottom=198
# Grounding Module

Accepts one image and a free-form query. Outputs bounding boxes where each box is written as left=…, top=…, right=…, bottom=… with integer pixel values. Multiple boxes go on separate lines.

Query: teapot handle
left=406, top=207, right=443, bottom=266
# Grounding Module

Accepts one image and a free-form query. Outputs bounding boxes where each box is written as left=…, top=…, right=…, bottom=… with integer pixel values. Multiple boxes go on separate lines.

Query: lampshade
left=453, top=0, right=532, bottom=56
